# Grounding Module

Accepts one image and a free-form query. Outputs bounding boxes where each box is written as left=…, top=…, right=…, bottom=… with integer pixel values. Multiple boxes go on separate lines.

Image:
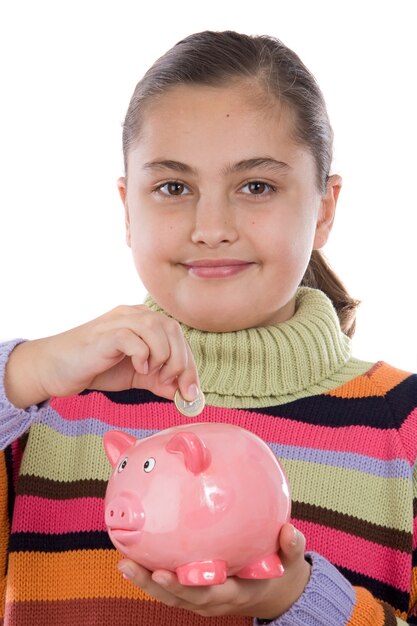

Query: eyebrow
left=142, top=157, right=292, bottom=176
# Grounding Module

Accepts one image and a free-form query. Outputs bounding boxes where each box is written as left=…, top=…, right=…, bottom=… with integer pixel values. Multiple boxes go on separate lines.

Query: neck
left=145, top=288, right=370, bottom=408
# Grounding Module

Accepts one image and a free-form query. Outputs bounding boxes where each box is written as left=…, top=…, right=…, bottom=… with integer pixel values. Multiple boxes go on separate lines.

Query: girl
left=1, top=30, right=416, bottom=626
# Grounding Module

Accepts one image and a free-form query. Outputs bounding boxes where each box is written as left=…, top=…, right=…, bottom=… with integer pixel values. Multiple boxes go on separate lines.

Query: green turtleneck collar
left=145, top=287, right=371, bottom=408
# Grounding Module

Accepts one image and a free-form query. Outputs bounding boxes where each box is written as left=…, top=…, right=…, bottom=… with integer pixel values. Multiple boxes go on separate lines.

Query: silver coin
left=174, top=388, right=206, bottom=417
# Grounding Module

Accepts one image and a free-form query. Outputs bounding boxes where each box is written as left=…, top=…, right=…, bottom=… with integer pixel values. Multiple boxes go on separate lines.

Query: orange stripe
left=327, top=363, right=410, bottom=399
left=368, top=362, right=411, bottom=392
left=0, top=452, right=10, bottom=619
left=410, top=566, right=417, bottom=618
left=346, top=587, right=385, bottom=625
left=7, top=550, right=155, bottom=602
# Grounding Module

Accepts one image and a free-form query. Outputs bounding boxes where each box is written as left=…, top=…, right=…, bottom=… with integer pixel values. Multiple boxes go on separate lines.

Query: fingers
left=130, top=312, right=200, bottom=401
left=106, top=306, right=179, bottom=377
left=118, top=560, right=213, bottom=611
left=118, top=559, right=244, bottom=618
left=106, top=328, right=150, bottom=375
left=278, top=522, right=307, bottom=566
left=117, top=560, right=184, bottom=607
left=99, top=306, right=201, bottom=399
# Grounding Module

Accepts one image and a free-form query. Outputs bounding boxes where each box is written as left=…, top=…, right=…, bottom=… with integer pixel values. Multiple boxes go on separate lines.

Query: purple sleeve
left=0, top=339, right=48, bottom=450
left=254, top=552, right=356, bottom=626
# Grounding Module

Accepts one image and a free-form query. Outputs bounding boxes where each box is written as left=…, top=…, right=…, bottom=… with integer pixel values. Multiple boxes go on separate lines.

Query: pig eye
left=117, top=457, right=128, bottom=473
left=144, top=457, right=156, bottom=473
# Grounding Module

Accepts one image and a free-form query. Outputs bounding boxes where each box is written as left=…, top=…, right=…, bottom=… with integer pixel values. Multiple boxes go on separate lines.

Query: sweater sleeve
left=253, top=552, right=411, bottom=626
left=0, top=339, right=48, bottom=450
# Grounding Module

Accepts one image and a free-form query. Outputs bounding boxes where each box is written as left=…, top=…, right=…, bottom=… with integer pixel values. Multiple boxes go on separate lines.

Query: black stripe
left=80, top=387, right=170, bottom=405
left=4, top=444, right=16, bottom=522
left=80, top=375, right=417, bottom=429
left=9, top=530, right=113, bottom=552
left=247, top=393, right=410, bottom=428
left=338, top=565, right=409, bottom=616
left=385, top=373, right=417, bottom=424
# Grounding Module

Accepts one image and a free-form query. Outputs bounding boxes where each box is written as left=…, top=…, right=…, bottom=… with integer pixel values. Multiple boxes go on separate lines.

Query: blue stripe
left=268, top=441, right=410, bottom=479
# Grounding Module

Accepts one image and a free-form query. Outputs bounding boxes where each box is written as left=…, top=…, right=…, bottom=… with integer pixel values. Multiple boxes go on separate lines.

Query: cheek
left=252, top=213, right=316, bottom=274
left=129, top=217, right=179, bottom=286
left=127, top=218, right=156, bottom=279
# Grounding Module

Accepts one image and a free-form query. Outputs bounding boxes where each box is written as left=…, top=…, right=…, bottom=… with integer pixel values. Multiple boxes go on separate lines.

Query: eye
left=156, top=181, right=192, bottom=196
left=117, top=457, right=128, bottom=473
left=144, top=457, right=156, bottom=473
left=240, top=181, right=276, bottom=196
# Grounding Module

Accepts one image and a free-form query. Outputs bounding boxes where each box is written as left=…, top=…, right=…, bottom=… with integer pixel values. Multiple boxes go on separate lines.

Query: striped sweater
left=0, top=288, right=416, bottom=625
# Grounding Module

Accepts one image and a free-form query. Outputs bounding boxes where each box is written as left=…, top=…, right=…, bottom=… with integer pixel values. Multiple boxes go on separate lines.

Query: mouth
left=181, top=259, right=255, bottom=279
left=108, top=528, right=143, bottom=547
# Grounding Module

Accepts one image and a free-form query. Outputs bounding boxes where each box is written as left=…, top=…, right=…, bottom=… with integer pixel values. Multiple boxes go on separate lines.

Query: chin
left=172, top=297, right=296, bottom=332
left=190, top=319, right=248, bottom=332
left=176, top=307, right=259, bottom=333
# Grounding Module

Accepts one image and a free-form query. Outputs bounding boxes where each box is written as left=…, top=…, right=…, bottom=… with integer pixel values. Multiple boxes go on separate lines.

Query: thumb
left=279, top=523, right=306, bottom=565
left=176, top=341, right=202, bottom=403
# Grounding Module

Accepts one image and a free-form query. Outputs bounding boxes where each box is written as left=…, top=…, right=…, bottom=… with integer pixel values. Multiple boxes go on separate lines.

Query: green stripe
left=21, top=424, right=111, bottom=482
left=282, top=457, right=411, bottom=533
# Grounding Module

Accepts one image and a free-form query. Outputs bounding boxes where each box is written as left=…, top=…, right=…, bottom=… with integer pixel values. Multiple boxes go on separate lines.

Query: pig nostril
left=110, top=511, right=114, bottom=517
left=121, top=512, right=125, bottom=518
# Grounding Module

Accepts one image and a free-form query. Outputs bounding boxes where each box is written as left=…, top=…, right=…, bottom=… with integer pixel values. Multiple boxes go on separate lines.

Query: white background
left=0, top=0, right=416, bottom=371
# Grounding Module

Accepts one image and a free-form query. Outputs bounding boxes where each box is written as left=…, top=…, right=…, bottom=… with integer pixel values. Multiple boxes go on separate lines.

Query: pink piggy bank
left=104, top=422, right=291, bottom=585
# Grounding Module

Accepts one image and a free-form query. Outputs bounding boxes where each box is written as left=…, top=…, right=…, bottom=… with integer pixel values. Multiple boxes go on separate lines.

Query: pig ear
left=104, top=430, right=136, bottom=467
left=166, top=431, right=211, bottom=475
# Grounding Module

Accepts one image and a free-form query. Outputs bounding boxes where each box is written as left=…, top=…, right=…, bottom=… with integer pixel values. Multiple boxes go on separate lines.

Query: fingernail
left=118, top=562, right=135, bottom=580
left=152, top=573, right=170, bottom=586
left=185, top=384, right=199, bottom=401
left=291, top=526, right=298, bottom=546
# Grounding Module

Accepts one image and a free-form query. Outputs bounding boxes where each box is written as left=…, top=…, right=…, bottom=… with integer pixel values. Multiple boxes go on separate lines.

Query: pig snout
left=105, top=492, right=145, bottom=531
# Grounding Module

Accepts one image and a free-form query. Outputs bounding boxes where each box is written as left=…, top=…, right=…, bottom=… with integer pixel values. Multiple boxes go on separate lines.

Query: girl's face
left=119, top=84, right=340, bottom=332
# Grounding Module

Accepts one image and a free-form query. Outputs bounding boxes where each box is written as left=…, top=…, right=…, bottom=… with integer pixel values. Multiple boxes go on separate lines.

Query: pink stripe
left=399, top=407, right=417, bottom=462
left=11, top=495, right=106, bottom=534
left=51, top=394, right=410, bottom=462
left=294, top=518, right=410, bottom=592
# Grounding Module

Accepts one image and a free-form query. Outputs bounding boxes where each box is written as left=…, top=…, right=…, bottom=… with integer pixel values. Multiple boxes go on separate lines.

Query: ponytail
left=301, top=251, right=360, bottom=338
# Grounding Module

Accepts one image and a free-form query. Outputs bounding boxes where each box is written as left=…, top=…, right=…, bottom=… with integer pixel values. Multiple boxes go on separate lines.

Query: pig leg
left=236, top=553, right=284, bottom=579
left=176, top=560, right=228, bottom=585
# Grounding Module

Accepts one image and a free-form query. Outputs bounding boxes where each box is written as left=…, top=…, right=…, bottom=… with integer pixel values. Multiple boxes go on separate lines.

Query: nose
left=105, top=493, right=145, bottom=531
left=191, top=197, right=238, bottom=247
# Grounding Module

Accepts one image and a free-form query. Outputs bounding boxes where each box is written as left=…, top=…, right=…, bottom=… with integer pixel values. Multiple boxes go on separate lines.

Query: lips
left=109, top=528, right=142, bottom=547
left=182, top=259, right=254, bottom=278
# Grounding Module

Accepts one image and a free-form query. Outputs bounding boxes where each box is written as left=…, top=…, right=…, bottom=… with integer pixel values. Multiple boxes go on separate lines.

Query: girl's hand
left=117, top=523, right=311, bottom=620
left=5, top=305, right=200, bottom=408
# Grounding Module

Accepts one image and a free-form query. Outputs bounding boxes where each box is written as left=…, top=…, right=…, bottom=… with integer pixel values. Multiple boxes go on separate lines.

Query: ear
left=104, top=430, right=136, bottom=467
left=313, top=174, right=342, bottom=250
left=166, top=431, right=211, bottom=475
left=117, top=176, right=131, bottom=248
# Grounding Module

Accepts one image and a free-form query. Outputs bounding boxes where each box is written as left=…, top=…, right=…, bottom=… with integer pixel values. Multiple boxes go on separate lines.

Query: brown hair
left=122, top=30, right=359, bottom=336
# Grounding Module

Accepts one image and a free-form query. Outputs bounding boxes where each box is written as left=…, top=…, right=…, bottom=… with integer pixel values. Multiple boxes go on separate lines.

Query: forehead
left=134, top=84, right=298, bottom=154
